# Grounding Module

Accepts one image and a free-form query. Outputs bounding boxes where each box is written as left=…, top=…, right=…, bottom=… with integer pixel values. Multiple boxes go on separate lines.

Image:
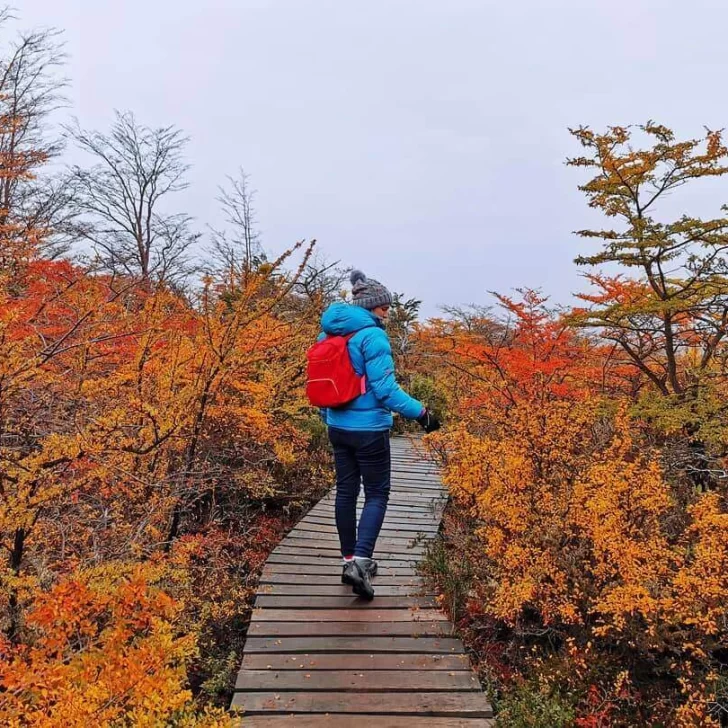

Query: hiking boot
left=341, top=558, right=377, bottom=583
left=341, top=559, right=375, bottom=600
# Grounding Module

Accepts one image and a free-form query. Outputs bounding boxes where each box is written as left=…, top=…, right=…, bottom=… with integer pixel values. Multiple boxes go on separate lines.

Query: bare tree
left=440, top=303, right=502, bottom=339
left=292, top=253, right=348, bottom=305
left=0, top=10, right=74, bottom=259
left=209, top=168, right=264, bottom=280
left=387, top=293, right=421, bottom=366
left=68, top=111, right=198, bottom=286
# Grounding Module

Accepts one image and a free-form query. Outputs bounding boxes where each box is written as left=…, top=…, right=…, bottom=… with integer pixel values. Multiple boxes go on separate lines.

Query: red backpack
left=306, top=334, right=366, bottom=408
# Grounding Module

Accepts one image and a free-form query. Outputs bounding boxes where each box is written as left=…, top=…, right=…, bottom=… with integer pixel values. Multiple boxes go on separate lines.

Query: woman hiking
left=315, top=270, right=440, bottom=600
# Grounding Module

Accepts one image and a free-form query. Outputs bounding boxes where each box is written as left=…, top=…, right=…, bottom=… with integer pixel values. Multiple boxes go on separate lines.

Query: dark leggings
left=328, top=427, right=391, bottom=559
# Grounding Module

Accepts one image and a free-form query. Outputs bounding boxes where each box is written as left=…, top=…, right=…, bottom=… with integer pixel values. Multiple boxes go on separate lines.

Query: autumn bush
left=0, top=17, right=333, bottom=724
left=0, top=247, right=331, bottom=724
left=419, top=125, right=728, bottom=726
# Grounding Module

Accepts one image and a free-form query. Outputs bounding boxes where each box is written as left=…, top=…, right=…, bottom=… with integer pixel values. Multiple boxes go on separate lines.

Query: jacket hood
left=321, top=302, right=382, bottom=336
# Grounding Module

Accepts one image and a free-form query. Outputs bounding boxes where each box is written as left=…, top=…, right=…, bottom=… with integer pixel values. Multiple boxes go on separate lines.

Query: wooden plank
left=259, top=572, right=422, bottom=586
left=386, top=497, right=446, bottom=505
left=262, top=564, right=414, bottom=577
left=272, top=547, right=423, bottom=560
left=301, top=520, right=438, bottom=533
left=285, top=529, right=426, bottom=545
left=311, top=500, right=442, bottom=510
left=306, top=510, right=441, bottom=522
left=298, top=519, right=439, bottom=534
left=309, top=506, right=440, bottom=519
left=237, top=716, right=494, bottom=727
left=391, top=474, right=439, bottom=480
left=242, top=636, right=465, bottom=653
left=284, top=532, right=424, bottom=548
left=299, top=514, right=440, bottom=527
left=392, top=471, right=441, bottom=478
left=277, top=540, right=425, bottom=556
left=392, top=472, right=439, bottom=476
left=390, top=485, right=444, bottom=493
left=250, top=608, right=446, bottom=622
left=243, top=652, right=470, bottom=672
left=262, top=571, right=420, bottom=582
left=315, top=504, right=441, bottom=514
left=392, top=472, right=442, bottom=479
left=375, top=502, right=442, bottom=510
left=254, top=595, right=437, bottom=609
left=318, top=517, right=440, bottom=538
left=308, top=512, right=439, bottom=523
left=235, top=669, right=479, bottom=692
left=269, top=553, right=423, bottom=565
left=322, top=494, right=444, bottom=504
left=276, top=545, right=426, bottom=560
left=257, top=584, right=433, bottom=597
left=240, top=653, right=471, bottom=671
left=315, top=498, right=443, bottom=509
left=391, top=457, right=434, bottom=463
left=246, top=621, right=451, bottom=637
left=391, top=474, right=440, bottom=479
left=281, top=530, right=427, bottom=545
left=323, top=491, right=447, bottom=505
left=307, top=515, right=440, bottom=527
left=267, top=554, right=418, bottom=568
left=292, top=526, right=436, bottom=540
left=298, top=515, right=439, bottom=527
left=390, top=450, right=428, bottom=455
left=393, top=471, right=439, bottom=481
left=391, top=460, right=439, bottom=467
left=313, top=494, right=440, bottom=505
left=392, top=464, right=432, bottom=469
left=389, top=486, right=444, bottom=494
left=230, top=691, right=493, bottom=717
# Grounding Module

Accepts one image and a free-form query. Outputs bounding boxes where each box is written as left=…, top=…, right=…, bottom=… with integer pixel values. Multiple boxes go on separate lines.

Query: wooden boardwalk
left=231, top=437, right=493, bottom=726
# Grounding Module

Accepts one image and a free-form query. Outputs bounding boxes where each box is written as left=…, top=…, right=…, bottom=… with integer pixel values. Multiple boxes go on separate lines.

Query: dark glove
left=416, top=408, right=441, bottom=434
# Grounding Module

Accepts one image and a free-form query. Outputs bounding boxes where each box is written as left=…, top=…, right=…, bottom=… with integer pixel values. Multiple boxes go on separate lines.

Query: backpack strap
left=343, top=332, right=366, bottom=394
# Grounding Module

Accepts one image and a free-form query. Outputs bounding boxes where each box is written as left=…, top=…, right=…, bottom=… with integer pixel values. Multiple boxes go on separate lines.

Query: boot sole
left=351, top=577, right=375, bottom=601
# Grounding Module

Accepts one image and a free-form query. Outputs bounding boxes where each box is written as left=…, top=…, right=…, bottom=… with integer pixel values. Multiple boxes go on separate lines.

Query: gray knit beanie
left=350, top=269, right=393, bottom=310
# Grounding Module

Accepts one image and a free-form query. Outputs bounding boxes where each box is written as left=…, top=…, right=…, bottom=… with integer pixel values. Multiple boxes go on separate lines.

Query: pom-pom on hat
left=350, top=269, right=393, bottom=310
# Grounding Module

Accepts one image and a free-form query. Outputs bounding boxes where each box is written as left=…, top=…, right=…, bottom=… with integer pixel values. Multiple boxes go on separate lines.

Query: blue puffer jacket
left=318, top=302, right=424, bottom=431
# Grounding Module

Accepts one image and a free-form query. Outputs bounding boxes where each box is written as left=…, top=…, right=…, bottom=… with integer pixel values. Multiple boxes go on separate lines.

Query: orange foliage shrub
left=0, top=244, right=326, bottom=721
left=1, top=562, right=202, bottom=727
left=422, top=291, right=728, bottom=725
left=0, top=70, right=328, bottom=723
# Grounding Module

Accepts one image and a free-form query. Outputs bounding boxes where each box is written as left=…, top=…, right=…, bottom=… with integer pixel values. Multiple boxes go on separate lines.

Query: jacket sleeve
left=361, top=329, right=424, bottom=419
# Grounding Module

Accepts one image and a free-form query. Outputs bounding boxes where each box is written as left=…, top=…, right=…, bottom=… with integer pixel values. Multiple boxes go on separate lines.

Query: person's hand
left=416, top=408, right=441, bottom=433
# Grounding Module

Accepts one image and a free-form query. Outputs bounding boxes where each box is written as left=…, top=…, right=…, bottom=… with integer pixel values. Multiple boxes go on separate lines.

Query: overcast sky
left=18, top=0, right=728, bottom=316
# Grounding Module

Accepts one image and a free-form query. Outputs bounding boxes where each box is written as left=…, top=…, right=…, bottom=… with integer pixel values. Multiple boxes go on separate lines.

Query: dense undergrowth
left=0, top=14, right=334, bottom=724
left=416, top=124, right=728, bottom=727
